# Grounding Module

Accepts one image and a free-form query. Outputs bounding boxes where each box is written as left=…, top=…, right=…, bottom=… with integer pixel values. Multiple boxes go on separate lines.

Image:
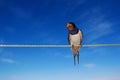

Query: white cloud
left=86, top=22, right=113, bottom=43
left=75, top=7, right=114, bottom=43
left=1, top=58, right=16, bottom=64
left=83, top=63, right=96, bottom=68
left=91, top=76, right=120, bottom=80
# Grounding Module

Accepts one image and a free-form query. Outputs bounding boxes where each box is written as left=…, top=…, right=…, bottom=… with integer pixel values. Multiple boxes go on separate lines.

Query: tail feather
left=74, top=55, right=76, bottom=65
left=77, top=51, right=79, bottom=64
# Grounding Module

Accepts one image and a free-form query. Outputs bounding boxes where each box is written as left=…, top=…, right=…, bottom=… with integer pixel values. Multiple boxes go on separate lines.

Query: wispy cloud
left=91, top=75, right=120, bottom=80
left=83, top=63, right=96, bottom=68
left=1, top=58, right=16, bottom=64
left=75, top=7, right=115, bottom=43
left=86, top=22, right=113, bottom=43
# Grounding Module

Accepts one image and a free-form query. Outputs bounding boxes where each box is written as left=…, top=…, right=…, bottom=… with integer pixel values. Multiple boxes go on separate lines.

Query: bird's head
left=66, top=22, right=76, bottom=31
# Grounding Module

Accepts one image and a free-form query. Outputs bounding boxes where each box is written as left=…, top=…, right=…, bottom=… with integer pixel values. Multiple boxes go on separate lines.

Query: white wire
left=0, top=44, right=120, bottom=48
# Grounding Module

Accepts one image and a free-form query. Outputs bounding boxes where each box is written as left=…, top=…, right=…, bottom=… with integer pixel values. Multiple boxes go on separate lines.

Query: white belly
left=70, top=33, right=80, bottom=45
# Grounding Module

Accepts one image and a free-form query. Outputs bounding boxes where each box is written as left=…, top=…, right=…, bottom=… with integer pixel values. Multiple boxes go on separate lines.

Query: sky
left=0, top=0, right=120, bottom=80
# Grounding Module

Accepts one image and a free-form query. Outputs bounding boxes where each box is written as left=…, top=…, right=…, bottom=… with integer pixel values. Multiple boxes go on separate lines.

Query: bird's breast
left=70, top=34, right=81, bottom=45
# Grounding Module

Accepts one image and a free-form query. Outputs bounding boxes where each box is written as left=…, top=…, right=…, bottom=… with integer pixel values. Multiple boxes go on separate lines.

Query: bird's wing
left=79, top=29, right=83, bottom=44
left=68, top=34, right=71, bottom=45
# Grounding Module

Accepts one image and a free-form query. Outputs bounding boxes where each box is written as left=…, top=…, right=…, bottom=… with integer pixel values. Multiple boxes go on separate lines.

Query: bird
left=67, top=22, right=83, bottom=65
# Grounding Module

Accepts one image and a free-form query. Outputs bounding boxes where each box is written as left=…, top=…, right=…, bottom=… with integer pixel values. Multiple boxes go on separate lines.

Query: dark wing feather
left=68, top=34, right=71, bottom=45
left=79, top=29, right=83, bottom=45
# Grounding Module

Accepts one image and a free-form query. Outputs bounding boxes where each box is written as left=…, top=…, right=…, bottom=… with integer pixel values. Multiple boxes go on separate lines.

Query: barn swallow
left=67, top=22, right=83, bottom=65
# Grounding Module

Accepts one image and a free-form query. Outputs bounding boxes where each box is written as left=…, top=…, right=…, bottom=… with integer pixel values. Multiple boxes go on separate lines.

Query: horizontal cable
left=0, top=44, right=120, bottom=48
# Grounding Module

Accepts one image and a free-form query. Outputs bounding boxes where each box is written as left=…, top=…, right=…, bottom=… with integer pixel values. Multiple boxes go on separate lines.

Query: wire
left=0, top=44, right=120, bottom=48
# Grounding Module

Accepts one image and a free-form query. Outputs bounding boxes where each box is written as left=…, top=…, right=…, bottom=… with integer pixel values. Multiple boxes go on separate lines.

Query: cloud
left=91, top=76, right=120, bottom=80
left=86, top=22, right=113, bottom=43
left=1, top=58, right=16, bottom=64
left=75, top=7, right=115, bottom=43
left=83, top=63, right=96, bottom=68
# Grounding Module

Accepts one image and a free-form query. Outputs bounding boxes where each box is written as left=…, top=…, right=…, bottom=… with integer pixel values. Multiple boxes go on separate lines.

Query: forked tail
left=77, top=51, right=79, bottom=64
left=74, top=55, right=76, bottom=65
left=73, top=51, right=79, bottom=65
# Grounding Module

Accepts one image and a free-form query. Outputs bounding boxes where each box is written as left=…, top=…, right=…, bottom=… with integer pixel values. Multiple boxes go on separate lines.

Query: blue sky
left=0, top=0, right=120, bottom=80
